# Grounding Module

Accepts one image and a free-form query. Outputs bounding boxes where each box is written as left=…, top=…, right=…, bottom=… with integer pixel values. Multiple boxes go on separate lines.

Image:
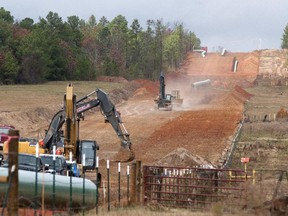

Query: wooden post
left=130, top=162, right=136, bottom=205
left=136, top=161, right=142, bottom=203
left=8, top=129, right=19, bottom=216
left=130, top=161, right=142, bottom=205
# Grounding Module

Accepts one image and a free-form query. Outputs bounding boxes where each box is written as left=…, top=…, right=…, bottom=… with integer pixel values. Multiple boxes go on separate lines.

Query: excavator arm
left=159, top=71, right=166, bottom=100
left=96, top=89, right=131, bottom=150
left=75, top=88, right=131, bottom=150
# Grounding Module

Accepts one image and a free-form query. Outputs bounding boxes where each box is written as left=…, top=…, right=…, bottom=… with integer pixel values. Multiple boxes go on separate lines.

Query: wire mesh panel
left=143, top=166, right=247, bottom=209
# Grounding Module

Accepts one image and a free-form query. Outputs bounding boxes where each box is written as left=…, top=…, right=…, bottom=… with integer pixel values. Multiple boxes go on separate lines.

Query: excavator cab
left=167, top=94, right=172, bottom=100
left=79, top=140, right=99, bottom=170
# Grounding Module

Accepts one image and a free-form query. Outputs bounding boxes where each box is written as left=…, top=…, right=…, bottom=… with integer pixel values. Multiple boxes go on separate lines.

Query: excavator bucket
left=112, top=147, right=135, bottom=163
left=112, top=138, right=135, bottom=162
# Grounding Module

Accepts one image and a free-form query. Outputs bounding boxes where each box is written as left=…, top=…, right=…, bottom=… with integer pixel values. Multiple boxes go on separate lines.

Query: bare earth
left=0, top=51, right=259, bottom=168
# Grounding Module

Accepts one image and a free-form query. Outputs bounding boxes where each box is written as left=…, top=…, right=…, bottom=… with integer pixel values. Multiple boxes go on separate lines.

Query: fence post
left=95, top=156, right=99, bottom=214
left=7, top=129, right=19, bottom=216
left=52, top=146, right=56, bottom=215
left=130, top=160, right=142, bottom=205
left=130, top=162, right=136, bottom=205
left=82, top=154, right=86, bottom=216
left=127, top=165, right=130, bottom=205
left=107, top=160, right=110, bottom=211
left=136, top=161, right=142, bottom=203
left=118, top=162, right=121, bottom=206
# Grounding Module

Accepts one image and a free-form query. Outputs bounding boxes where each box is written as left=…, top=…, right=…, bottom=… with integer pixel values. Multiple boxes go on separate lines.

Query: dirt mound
left=131, top=79, right=159, bottom=97
left=156, top=148, right=214, bottom=167
left=106, top=83, right=138, bottom=104
left=0, top=107, right=56, bottom=137
left=132, top=88, right=150, bottom=98
left=229, top=85, right=254, bottom=104
left=276, top=107, right=288, bottom=121
left=211, top=85, right=253, bottom=107
left=234, top=85, right=253, bottom=99
left=212, top=93, right=244, bottom=108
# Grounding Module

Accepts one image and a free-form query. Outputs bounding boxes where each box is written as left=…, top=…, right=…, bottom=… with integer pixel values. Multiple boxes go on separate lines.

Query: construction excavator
left=154, top=72, right=183, bottom=110
left=42, top=84, right=134, bottom=165
left=154, top=72, right=173, bottom=111
left=5, top=84, right=134, bottom=166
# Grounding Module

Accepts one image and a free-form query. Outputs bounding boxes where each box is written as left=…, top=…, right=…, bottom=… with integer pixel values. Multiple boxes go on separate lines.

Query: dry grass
left=84, top=206, right=215, bottom=216
left=0, top=81, right=125, bottom=112
left=0, top=81, right=124, bottom=101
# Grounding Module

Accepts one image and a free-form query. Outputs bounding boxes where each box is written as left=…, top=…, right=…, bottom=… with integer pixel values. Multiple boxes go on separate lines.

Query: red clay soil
left=134, top=107, right=243, bottom=166
left=99, top=51, right=259, bottom=167
left=174, top=51, right=259, bottom=89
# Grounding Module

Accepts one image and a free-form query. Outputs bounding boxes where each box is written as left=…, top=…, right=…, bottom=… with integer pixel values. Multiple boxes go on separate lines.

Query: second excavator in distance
left=154, top=72, right=173, bottom=110
left=154, top=72, right=183, bottom=110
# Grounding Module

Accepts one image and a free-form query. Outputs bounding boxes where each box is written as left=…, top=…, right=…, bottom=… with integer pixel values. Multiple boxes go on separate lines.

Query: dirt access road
left=79, top=51, right=259, bottom=167
left=0, top=51, right=259, bottom=168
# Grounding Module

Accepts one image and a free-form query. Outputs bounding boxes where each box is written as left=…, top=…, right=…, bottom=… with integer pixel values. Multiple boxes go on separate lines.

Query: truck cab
left=40, top=154, right=68, bottom=175
left=2, top=153, right=48, bottom=172
left=0, top=125, right=15, bottom=151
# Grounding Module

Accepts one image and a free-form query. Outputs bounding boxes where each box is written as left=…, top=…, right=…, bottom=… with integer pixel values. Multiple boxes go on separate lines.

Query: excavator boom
left=96, top=89, right=131, bottom=150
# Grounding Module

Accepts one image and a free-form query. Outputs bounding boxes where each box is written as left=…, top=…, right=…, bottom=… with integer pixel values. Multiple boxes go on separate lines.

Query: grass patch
left=0, top=81, right=126, bottom=110
left=0, top=81, right=125, bottom=97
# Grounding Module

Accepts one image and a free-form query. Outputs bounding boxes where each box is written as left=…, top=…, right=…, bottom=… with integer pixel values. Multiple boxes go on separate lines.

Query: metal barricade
left=143, top=166, right=247, bottom=209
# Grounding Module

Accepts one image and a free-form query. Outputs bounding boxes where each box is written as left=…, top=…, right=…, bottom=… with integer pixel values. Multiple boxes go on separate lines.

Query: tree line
left=282, top=24, right=288, bottom=49
left=0, top=7, right=201, bottom=84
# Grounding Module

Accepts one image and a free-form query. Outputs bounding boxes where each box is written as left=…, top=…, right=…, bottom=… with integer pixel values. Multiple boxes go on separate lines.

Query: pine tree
left=281, top=24, right=288, bottom=49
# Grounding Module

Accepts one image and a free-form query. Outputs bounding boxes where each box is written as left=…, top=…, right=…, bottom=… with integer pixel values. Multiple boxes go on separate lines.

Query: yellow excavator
left=46, top=83, right=134, bottom=165
left=4, top=84, right=134, bottom=165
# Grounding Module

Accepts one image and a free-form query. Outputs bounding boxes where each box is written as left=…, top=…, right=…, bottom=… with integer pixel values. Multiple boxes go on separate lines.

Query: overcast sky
left=2, top=0, right=288, bottom=52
